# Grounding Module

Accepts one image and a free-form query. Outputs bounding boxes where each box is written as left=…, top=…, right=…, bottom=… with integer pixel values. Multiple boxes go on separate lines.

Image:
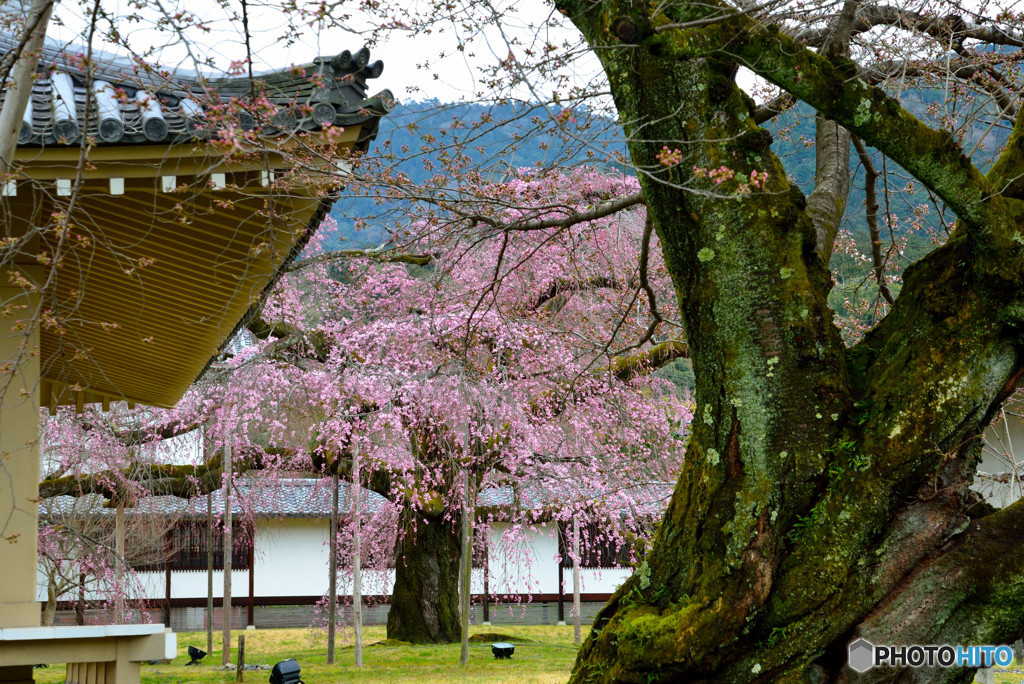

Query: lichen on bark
left=553, top=0, right=1024, bottom=682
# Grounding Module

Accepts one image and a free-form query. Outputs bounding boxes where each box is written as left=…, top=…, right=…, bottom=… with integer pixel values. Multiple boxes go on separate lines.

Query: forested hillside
left=332, top=95, right=1007, bottom=259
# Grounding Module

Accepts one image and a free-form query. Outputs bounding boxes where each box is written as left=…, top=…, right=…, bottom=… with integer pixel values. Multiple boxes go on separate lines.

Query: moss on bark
left=386, top=503, right=463, bottom=644
left=553, top=0, right=1024, bottom=682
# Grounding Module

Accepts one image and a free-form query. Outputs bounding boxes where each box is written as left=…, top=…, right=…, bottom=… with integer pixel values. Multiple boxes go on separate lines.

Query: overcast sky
left=41, top=0, right=597, bottom=103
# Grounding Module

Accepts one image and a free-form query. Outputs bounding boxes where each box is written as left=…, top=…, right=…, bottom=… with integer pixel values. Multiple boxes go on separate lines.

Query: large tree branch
left=611, top=340, right=689, bottom=382
left=445, top=190, right=645, bottom=234
left=849, top=498, right=1024, bottom=682
left=285, top=249, right=434, bottom=273
left=39, top=458, right=229, bottom=501
left=532, top=275, right=622, bottom=311
left=753, top=92, right=795, bottom=125
left=617, top=9, right=1024, bottom=276
left=73, top=417, right=205, bottom=448
left=794, top=5, right=1024, bottom=49
left=804, top=1, right=856, bottom=264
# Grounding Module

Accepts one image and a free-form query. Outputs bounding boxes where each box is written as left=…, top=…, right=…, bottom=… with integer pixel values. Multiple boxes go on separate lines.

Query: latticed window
left=557, top=519, right=642, bottom=568
left=164, top=521, right=251, bottom=571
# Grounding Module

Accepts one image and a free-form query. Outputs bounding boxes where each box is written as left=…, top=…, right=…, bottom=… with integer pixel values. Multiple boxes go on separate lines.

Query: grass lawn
left=33, top=625, right=582, bottom=683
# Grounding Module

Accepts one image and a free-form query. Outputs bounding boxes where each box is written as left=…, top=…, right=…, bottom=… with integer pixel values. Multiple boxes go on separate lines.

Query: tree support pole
left=572, top=517, right=581, bottom=646
left=326, top=469, right=338, bottom=665
left=0, top=0, right=52, bottom=177
left=115, top=503, right=126, bottom=622
left=222, top=440, right=232, bottom=666
left=352, top=442, right=363, bottom=667
left=206, top=482, right=214, bottom=655
left=459, top=469, right=474, bottom=666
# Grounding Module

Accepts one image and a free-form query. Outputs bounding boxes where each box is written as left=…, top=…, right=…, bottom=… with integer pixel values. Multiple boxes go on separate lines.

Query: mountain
left=330, top=94, right=1007, bottom=263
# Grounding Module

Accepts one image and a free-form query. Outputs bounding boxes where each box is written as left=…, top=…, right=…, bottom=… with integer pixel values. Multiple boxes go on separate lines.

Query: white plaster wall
left=253, top=518, right=394, bottom=598
left=487, top=522, right=560, bottom=596
left=255, top=518, right=330, bottom=597
left=485, top=522, right=631, bottom=596
left=37, top=517, right=627, bottom=604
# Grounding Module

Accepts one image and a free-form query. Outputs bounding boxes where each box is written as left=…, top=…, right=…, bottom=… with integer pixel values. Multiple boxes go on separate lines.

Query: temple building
left=0, top=3, right=392, bottom=680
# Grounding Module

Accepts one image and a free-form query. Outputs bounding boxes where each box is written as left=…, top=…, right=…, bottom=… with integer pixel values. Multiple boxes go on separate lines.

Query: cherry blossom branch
left=617, top=11, right=1019, bottom=250
left=753, top=92, right=796, bottom=124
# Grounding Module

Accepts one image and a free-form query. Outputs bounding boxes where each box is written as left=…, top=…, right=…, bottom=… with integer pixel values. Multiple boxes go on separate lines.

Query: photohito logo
left=848, top=638, right=1014, bottom=672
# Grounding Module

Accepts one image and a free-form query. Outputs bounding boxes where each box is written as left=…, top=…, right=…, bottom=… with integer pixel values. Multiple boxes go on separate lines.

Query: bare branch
left=852, top=135, right=896, bottom=306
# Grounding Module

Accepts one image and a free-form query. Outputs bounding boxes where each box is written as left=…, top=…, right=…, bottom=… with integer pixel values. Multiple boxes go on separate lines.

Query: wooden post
left=222, top=439, right=233, bottom=666
left=572, top=516, right=581, bottom=646
left=206, top=487, right=214, bottom=655
left=164, top=562, right=172, bottom=627
left=352, top=440, right=363, bottom=667
left=326, top=468, right=338, bottom=665
left=459, top=469, right=474, bottom=666
left=236, top=634, right=245, bottom=683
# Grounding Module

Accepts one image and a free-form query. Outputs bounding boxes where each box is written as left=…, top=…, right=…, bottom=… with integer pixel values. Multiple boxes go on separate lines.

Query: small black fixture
left=185, top=645, right=207, bottom=666
left=492, top=642, right=515, bottom=659
left=270, top=658, right=303, bottom=684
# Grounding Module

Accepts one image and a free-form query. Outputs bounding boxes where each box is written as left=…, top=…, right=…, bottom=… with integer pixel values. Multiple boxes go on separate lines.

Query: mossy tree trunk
left=386, top=501, right=463, bottom=644
left=554, top=1, right=1024, bottom=682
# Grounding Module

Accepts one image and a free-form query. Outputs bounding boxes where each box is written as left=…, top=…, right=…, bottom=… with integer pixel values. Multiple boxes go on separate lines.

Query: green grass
left=34, top=625, right=583, bottom=683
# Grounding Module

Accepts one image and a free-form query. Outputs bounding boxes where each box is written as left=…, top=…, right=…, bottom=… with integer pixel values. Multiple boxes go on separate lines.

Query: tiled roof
left=0, top=31, right=394, bottom=147
left=476, top=483, right=674, bottom=517
left=43, top=478, right=390, bottom=520
left=42, top=480, right=673, bottom=521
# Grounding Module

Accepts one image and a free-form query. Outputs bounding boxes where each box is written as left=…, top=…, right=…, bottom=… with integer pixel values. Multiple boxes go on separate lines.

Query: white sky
left=42, top=0, right=600, bottom=104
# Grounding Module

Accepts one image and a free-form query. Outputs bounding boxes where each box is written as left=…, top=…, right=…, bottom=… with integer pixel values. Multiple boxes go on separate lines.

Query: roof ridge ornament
left=4, top=36, right=394, bottom=148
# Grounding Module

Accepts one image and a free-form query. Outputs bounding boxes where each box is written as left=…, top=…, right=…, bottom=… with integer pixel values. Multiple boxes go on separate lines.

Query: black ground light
left=185, top=646, right=207, bottom=666
left=270, top=659, right=303, bottom=684
left=491, top=642, right=515, bottom=659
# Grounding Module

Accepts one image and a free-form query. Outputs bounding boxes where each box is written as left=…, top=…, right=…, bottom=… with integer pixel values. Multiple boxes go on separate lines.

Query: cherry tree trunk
left=42, top=582, right=56, bottom=627
left=386, top=503, right=462, bottom=644
left=555, top=1, right=1024, bottom=682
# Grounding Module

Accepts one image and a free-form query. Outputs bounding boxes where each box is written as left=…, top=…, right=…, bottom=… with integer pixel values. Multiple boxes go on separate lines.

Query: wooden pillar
left=0, top=276, right=41, bottom=684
